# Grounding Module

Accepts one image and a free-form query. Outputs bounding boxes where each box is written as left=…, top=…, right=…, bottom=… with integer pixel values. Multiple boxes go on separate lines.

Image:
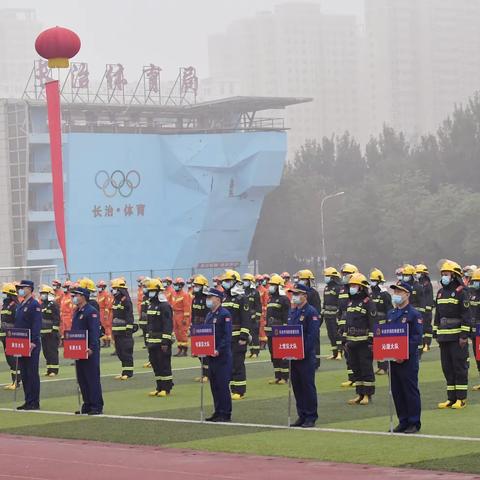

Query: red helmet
left=97, top=280, right=107, bottom=288
left=163, top=276, right=173, bottom=284
left=281, top=271, right=290, bottom=279
left=174, top=277, right=185, bottom=285
left=255, top=274, right=264, bottom=281
left=63, top=280, right=73, bottom=288
left=52, top=279, right=62, bottom=288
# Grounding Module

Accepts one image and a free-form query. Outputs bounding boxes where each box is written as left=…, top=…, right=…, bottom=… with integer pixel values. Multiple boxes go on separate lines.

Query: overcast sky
left=4, top=0, right=364, bottom=80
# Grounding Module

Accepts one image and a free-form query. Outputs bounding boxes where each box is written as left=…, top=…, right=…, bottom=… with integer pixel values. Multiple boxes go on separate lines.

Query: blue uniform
left=14, top=296, right=42, bottom=408
left=72, top=303, right=104, bottom=414
left=205, top=306, right=232, bottom=419
left=288, top=303, right=320, bottom=423
left=387, top=303, right=423, bottom=429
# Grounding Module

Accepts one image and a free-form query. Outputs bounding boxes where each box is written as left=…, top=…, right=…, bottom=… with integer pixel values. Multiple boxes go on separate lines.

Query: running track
left=0, top=435, right=478, bottom=480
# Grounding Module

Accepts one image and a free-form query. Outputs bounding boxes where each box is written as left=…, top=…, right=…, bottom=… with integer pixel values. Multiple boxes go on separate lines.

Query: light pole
left=320, top=191, right=344, bottom=271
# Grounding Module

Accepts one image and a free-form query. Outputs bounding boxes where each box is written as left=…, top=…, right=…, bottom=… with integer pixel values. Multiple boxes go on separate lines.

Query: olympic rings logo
left=94, top=170, right=141, bottom=198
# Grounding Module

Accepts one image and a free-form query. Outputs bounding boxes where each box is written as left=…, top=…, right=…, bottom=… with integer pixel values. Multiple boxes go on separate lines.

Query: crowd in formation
left=1, top=259, right=479, bottom=429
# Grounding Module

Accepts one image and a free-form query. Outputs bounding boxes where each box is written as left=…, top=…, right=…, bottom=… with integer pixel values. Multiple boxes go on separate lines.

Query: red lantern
left=35, top=26, right=81, bottom=69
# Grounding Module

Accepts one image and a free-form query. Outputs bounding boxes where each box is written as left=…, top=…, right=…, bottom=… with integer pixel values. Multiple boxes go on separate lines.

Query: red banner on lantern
left=272, top=325, right=304, bottom=360
left=46, top=80, right=67, bottom=271
left=190, top=325, right=216, bottom=356
left=373, top=323, right=409, bottom=361
left=5, top=328, right=31, bottom=357
left=64, top=330, right=89, bottom=360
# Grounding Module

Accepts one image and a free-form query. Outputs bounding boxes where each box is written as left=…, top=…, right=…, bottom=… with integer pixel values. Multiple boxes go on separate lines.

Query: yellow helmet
left=220, top=269, right=241, bottom=282
left=369, top=268, right=385, bottom=282
left=269, top=274, right=285, bottom=286
left=471, top=268, right=480, bottom=282
left=145, top=278, right=164, bottom=291
left=323, top=267, right=340, bottom=278
left=298, top=269, right=315, bottom=280
left=242, top=273, right=255, bottom=282
left=402, top=264, right=416, bottom=276
left=348, top=272, right=369, bottom=288
left=78, top=277, right=96, bottom=293
left=463, top=264, right=477, bottom=277
left=415, top=264, right=429, bottom=275
left=439, top=259, right=462, bottom=276
left=341, top=263, right=358, bottom=275
left=111, top=278, right=127, bottom=289
left=193, top=275, right=208, bottom=287
left=140, top=277, right=151, bottom=287
left=39, top=284, right=55, bottom=295
left=2, top=283, right=17, bottom=296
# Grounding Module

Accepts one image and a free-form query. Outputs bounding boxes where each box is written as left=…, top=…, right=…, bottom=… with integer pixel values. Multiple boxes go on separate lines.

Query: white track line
left=0, top=360, right=272, bottom=386
left=1, top=408, right=479, bottom=443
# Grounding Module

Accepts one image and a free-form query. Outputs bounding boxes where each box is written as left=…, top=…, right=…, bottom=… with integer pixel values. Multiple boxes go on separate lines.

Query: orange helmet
left=137, top=275, right=145, bottom=283
left=63, top=280, right=73, bottom=289
left=280, top=272, right=291, bottom=279
left=255, top=274, right=263, bottom=281
left=174, top=277, right=185, bottom=285
left=52, top=279, right=62, bottom=288
left=97, top=280, right=107, bottom=288
left=163, top=276, right=173, bottom=284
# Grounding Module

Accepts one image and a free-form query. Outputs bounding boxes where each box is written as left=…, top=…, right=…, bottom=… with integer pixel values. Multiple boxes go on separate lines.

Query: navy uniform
left=222, top=282, right=250, bottom=398
left=139, top=293, right=149, bottom=347
left=111, top=288, right=135, bottom=378
left=338, top=285, right=355, bottom=384
left=370, top=283, right=392, bottom=374
left=265, top=284, right=291, bottom=383
left=244, top=283, right=262, bottom=358
left=14, top=280, right=42, bottom=410
left=1, top=289, right=20, bottom=388
left=71, top=287, right=104, bottom=415
left=404, top=273, right=426, bottom=354
left=387, top=282, right=423, bottom=433
left=417, top=270, right=434, bottom=352
left=305, top=283, right=322, bottom=369
left=146, top=287, right=174, bottom=396
left=40, top=297, right=60, bottom=376
left=191, top=285, right=209, bottom=380
left=288, top=284, right=320, bottom=428
left=322, top=276, right=342, bottom=360
left=469, top=281, right=480, bottom=390
left=343, top=274, right=377, bottom=404
left=434, top=263, right=472, bottom=408
left=205, top=288, right=233, bottom=422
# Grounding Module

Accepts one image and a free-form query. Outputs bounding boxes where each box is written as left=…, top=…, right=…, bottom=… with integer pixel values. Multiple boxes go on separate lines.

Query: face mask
left=174, top=285, right=181, bottom=291
left=40, top=294, right=48, bottom=302
left=18, top=288, right=25, bottom=297
left=262, top=280, right=268, bottom=286
left=63, top=288, right=69, bottom=293
left=349, top=286, right=359, bottom=296
left=473, top=281, right=480, bottom=289
left=414, top=274, right=421, bottom=281
left=187, top=283, right=192, bottom=289
left=143, top=287, right=148, bottom=294
left=243, top=281, right=251, bottom=288
left=292, top=295, right=302, bottom=305
left=402, top=275, right=412, bottom=282
left=324, top=276, right=331, bottom=284
left=148, top=290, right=157, bottom=298
left=48, top=294, right=55, bottom=302
left=342, top=275, right=349, bottom=285
left=392, top=294, right=403, bottom=305
left=298, top=279, right=307, bottom=286
left=370, top=281, right=378, bottom=287
left=268, top=285, right=276, bottom=294
left=222, top=281, right=232, bottom=290
left=206, top=299, right=214, bottom=309
left=112, top=289, right=118, bottom=295
left=293, top=277, right=299, bottom=284
left=193, top=286, right=202, bottom=293
left=72, top=296, right=79, bottom=305
left=396, top=275, right=403, bottom=281
left=441, top=275, right=451, bottom=286
left=99, top=287, right=105, bottom=292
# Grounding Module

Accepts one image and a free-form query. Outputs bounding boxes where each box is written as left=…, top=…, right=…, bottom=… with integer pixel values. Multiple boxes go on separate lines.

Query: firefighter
left=162, top=277, right=174, bottom=304
left=52, top=279, right=63, bottom=306
left=395, top=267, right=404, bottom=281
left=212, top=276, right=223, bottom=291
left=14, top=280, right=42, bottom=410
left=97, top=280, right=113, bottom=348
left=191, top=274, right=209, bottom=382
left=256, top=275, right=268, bottom=350
left=78, top=278, right=100, bottom=312
left=469, top=268, right=480, bottom=391
left=145, top=278, right=174, bottom=397
left=339, top=263, right=359, bottom=387
left=288, top=284, right=320, bottom=428
left=415, top=264, right=435, bottom=353
left=137, top=275, right=145, bottom=317
left=186, top=277, right=194, bottom=296
left=221, top=269, right=250, bottom=400
left=204, top=287, right=233, bottom=422
left=297, top=269, right=322, bottom=369
left=39, top=285, right=60, bottom=377
left=462, top=265, right=477, bottom=288
left=1, top=283, right=21, bottom=390
left=242, top=273, right=262, bottom=359
left=388, top=281, right=423, bottom=433
left=322, top=267, right=342, bottom=360
left=111, top=278, right=135, bottom=379
left=343, top=272, right=377, bottom=405
left=265, top=274, right=291, bottom=384
left=171, top=277, right=192, bottom=357
left=369, top=268, right=392, bottom=375
left=60, top=280, right=74, bottom=338
left=137, top=277, right=150, bottom=351
left=435, top=260, right=471, bottom=409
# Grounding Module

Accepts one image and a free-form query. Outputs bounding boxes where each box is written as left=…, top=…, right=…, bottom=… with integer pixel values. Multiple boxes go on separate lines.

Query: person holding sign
left=71, top=287, right=104, bottom=415
left=387, top=281, right=423, bottom=433
left=287, top=284, right=320, bottom=428
left=14, top=280, right=42, bottom=410
left=204, top=288, right=232, bottom=422
left=145, top=279, right=174, bottom=397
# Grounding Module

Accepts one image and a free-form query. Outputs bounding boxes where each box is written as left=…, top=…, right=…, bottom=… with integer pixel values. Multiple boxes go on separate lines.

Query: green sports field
left=1, top=332, right=479, bottom=474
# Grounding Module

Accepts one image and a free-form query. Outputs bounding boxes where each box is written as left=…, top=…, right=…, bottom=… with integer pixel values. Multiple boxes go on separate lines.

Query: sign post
left=272, top=325, right=304, bottom=427
left=373, top=323, right=409, bottom=434
left=5, top=328, right=31, bottom=409
left=64, top=330, right=89, bottom=411
left=190, top=324, right=216, bottom=422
